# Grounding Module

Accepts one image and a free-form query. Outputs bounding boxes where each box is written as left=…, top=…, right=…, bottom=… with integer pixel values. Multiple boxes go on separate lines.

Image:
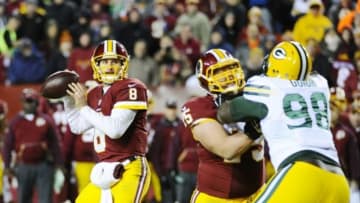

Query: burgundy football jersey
left=182, top=95, right=264, bottom=198
left=331, top=114, right=360, bottom=181
left=86, top=78, right=148, bottom=162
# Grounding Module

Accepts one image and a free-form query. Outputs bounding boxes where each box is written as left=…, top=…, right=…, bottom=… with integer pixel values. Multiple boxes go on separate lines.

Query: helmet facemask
left=198, top=59, right=245, bottom=96
left=92, top=56, right=128, bottom=84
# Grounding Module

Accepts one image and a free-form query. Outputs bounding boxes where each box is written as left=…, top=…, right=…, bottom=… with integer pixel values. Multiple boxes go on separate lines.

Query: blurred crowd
left=0, top=0, right=359, bottom=202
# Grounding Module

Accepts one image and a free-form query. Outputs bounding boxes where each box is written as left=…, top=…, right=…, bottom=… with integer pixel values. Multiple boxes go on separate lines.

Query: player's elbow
left=221, top=148, right=239, bottom=160
left=219, top=138, right=251, bottom=159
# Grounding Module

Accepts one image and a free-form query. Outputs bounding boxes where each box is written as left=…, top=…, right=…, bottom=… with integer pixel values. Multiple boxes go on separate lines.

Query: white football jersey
left=244, top=74, right=339, bottom=170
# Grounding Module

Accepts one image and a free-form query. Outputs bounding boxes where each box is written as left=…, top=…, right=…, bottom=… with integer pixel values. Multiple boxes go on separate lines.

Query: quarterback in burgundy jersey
left=64, top=40, right=150, bottom=203
left=182, top=49, right=264, bottom=202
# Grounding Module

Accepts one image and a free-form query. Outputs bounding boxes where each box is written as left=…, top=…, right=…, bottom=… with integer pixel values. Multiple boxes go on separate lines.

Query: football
left=41, top=70, right=79, bottom=99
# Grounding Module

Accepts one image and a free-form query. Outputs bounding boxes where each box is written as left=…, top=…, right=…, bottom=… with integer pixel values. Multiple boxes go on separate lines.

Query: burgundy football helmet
left=91, top=40, right=130, bottom=84
left=195, top=49, right=245, bottom=95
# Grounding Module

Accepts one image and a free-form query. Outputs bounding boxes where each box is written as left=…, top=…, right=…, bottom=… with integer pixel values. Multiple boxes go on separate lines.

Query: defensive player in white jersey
left=217, top=41, right=350, bottom=202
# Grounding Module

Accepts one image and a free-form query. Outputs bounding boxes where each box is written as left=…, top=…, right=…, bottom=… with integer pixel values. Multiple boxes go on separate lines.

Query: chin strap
left=214, top=94, right=223, bottom=107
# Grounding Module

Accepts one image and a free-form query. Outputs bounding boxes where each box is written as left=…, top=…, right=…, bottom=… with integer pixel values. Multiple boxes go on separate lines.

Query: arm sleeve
left=217, top=96, right=268, bottom=123
left=229, top=96, right=268, bottom=121
left=66, top=109, right=93, bottom=134
left=79, top=106, right=136, bottom=139
left=63, top=96, right=92, bottom=134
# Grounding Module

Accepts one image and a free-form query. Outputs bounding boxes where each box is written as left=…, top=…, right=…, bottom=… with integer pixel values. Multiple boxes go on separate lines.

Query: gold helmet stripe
left=104, top=40, right=118, bottom=54
left=213, top=49, right=226, bottom=59
left=107, top=40, right=114, bottom=53
left=290, top=41, right=308, bottom=80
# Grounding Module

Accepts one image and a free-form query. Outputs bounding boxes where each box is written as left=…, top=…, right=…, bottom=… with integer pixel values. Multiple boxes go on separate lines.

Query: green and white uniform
left=242, top=74, right=339, bottom=169
left=223, top=74, right=351, bottom=203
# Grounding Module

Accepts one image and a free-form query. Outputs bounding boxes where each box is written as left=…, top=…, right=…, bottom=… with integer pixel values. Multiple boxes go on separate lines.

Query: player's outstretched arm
left=79, top=107, right=136, bottom=139
left=217, top=96, right=268, bottom=123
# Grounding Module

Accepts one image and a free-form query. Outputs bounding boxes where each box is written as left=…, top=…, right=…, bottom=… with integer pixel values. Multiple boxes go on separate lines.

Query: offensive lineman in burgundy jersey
left=181, top=49, right=264, bottom=203
left=64, top=40, right=150, bottom=203
left=183, top=95, right=264, bottom=199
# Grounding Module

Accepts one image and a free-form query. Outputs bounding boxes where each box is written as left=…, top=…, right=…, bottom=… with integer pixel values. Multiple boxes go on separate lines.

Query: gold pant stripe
left=135, top=157, right=148, bottom=203
left=190, top=189, right=200, bottom=203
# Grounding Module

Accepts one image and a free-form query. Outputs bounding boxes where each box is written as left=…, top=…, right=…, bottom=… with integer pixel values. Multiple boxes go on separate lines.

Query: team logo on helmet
left=264, top=41, right=312, bottom=80
left=273, top=48, right=286, bottom=59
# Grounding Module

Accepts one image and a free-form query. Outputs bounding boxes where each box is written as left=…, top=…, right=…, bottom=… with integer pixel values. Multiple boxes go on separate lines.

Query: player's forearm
left=66, top=108, right=92, bottom=134
left=79, top=106, right=136, bottom=139
left=218, top=133, right=253, bottom=160
left=62, top=95, right=92, bottom=134
left=193, top=121, right=253, bottom=159
left=217, top=96, right=268, bottom=123
left=202, top=130, right=253, bottom=160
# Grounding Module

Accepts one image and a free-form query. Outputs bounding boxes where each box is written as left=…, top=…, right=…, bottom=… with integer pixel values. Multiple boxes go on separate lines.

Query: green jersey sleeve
left=217, top=96, right=268, bottom=123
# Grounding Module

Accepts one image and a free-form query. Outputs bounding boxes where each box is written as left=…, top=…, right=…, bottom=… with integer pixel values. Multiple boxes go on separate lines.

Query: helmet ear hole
left=261, top=54, right=269, bottom=74
left=195, top=60, right=203, bottom=77
left=119, top=58, right=126, bottom=66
